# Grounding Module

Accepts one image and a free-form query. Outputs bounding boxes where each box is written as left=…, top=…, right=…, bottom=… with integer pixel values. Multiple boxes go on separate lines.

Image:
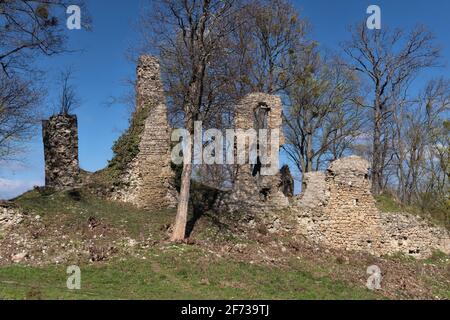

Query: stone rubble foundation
left=0, top=202, right=23, bottom=232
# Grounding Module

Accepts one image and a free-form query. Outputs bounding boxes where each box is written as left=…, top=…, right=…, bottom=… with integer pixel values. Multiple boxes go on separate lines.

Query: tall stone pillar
left=42, top=114, right=80, bottom=190
left=112, top=56, right=178, bottom=209
left=225, top=93, right=289, bottom=212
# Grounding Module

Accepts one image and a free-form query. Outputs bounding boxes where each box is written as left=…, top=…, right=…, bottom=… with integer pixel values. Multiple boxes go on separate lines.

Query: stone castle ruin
left=222, top=93, right=292, bottom=212
left=42, top=114, right=80, bottom=190
left=39, top=55, right=449, bottom=259
left=111, top=56, right=178, bottom=209
left=292, top=156, right=449, bottom=258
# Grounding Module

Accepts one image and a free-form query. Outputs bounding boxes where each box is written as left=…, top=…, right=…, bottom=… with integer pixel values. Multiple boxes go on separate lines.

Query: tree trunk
left=171, top=161, right=193, bottom=241
left=306, top=133, right=313, bottom=173
left=171, top=116, right=195, bottom=242
left=372, top=103, right=383, bottom=195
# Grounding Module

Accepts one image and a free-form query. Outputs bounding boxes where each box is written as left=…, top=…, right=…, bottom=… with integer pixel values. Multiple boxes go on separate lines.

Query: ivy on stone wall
left=104, top=105, right=150, bottom=186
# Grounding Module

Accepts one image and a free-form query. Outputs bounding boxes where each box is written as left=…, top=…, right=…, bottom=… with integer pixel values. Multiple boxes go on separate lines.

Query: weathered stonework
left=280, top=165, right=294, bottom=198
left=380, top=212, right=450, bottom=257
left=37, top=59, right=447, bottom=259
left=0, top=202, right=23, bottom=232
left=222, top=93, right=290, bottom=213
left=112, top=56, right=177, bottom=209
left=42, top=114, right=80, bottom=190
left=292, top=156, right=450, bottom=258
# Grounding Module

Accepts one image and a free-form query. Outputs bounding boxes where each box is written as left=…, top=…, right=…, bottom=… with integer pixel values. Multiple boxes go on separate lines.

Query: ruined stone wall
left=223, top=93, right=289, bottom=213
left=42, top=114, right=80, bottom=190
left=292, top=156, right=450, bottom=258
left=320, top=157, right=385, bottom=255
left=380, top=212, right=450, bottom=257
left=112, top=56, right=177, bottom=209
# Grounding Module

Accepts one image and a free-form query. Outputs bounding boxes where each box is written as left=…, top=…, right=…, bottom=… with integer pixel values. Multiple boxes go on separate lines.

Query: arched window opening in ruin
left=254, top=102, right=270, bottom=130
left=252, top=103, right=270, bottom=177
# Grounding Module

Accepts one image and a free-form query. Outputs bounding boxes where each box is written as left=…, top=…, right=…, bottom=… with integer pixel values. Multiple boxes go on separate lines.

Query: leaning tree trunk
left=171, top=115, right=195, bottom=242
left=170, top=38, right=206, bottom=241
left=171, top=161, right=193, bottom=241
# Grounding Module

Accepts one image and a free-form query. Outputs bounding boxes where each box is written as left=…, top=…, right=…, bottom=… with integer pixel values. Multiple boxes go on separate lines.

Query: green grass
left=6, top=188, right=448, bottom=300
left=424, top=251, right=450, bottom=300
left=14, top=189, right=176, bottom=239
left=423, top=250, right=448, bottom=264
left=4, top=190, right=382, bottom=299
left=375, top=192, right=450, bottom=230
left=375, top=194, right=404, bottom=213
left=0, top=246, right=380, bottom=300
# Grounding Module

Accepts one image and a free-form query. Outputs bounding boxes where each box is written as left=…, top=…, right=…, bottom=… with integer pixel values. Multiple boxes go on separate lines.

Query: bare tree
left=391, top=78, right=449, bottom=204
left=0, top=72, right=41, bottom=160
left=227, top=0, right=309, bottom=95
left=0, top=0, right=89, bottom=159
left=283, top=49, right=362, bottom=180
left=0, top=0, right=89, bottom=75
left=342, top=23, right=441, bottom=195
left=138, top=0, right=240, bottom=241
left=56, top=68, right=79, bottom=115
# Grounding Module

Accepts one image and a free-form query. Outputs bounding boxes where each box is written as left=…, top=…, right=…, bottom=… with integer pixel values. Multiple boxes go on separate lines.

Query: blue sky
left=1, top=0, right=449, bottom=199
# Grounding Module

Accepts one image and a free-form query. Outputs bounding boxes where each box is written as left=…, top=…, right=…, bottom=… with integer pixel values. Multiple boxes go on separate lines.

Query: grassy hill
left=0, top=189, right=448, bottom=300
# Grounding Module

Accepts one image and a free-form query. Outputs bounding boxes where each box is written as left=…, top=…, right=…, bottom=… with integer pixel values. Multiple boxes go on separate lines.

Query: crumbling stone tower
left=42, top=114, right=80, bottom=190
left=225, top=93, right=291, bottom=212
left=113, top=56, right=177, bottom=209
left=323, top=157, right=385, bottom=253
left=295, top=157, right=385, bottom=254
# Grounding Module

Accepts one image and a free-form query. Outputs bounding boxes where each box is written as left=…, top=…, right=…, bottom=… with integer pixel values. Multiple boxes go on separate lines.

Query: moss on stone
left=101, top=105, right=150, bottom=187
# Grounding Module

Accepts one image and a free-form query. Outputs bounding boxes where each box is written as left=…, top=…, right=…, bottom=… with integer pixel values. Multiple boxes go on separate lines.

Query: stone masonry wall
left=292, top=156, right=450, bottom=258
left=380, top=212, right=450, bottom=257
left=112, top=56, right=177, bottom=209
left=223, top=93, right=289, bottom=213
left=42, top=114, right=80, bottom=190
left=321, top=157, right=385, bottom=255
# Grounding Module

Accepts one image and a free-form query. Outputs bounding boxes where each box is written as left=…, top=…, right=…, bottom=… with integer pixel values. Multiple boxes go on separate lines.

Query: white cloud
left=0, top=178, right=43, bottom=200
